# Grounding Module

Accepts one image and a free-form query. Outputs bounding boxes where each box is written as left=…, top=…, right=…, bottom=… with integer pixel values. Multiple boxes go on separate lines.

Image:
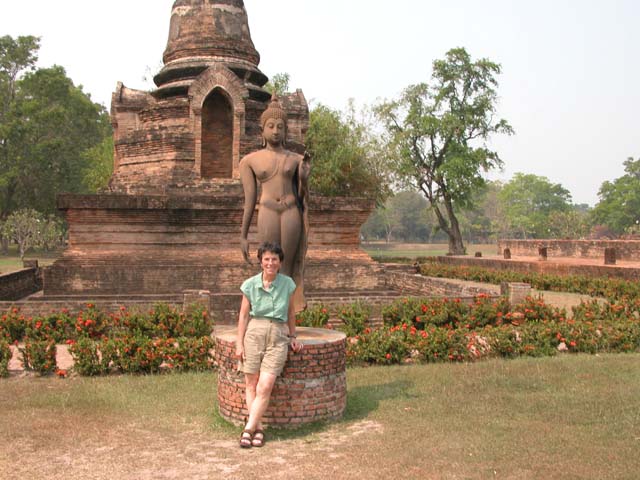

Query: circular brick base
left=215, top=326, right=347, bottom=427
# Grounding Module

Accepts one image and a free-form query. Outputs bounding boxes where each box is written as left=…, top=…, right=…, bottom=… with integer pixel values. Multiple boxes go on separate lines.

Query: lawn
left=0, top=246, right=60, bottom=274
left=362, top=242, right=497, bottom=259
left=1, top=354, right=638, bottom=479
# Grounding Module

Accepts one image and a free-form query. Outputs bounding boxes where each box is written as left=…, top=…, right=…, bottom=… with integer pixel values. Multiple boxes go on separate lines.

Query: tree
left=2, top=209, right=43, bottom=260
left=1, top=64, right=111, bottom=217
left=306, top=102, right=390, bottom=205
left=82, top=136, right=114, bottom=192
left=264, top=73, right=290, bottom=97
left=498, top=173, right=573, bottom=238
left=361, top=191, right=431, bottom=242
left=0, top=35, right=40, bottom=254
left=376, top=47, right=513, bottom=254
left=591, top=157, right=640, bottom=235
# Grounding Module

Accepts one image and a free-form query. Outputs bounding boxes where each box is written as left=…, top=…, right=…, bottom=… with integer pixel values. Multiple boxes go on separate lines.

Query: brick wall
left=215, top=326, right=347, bottom=427
left=498, top=239, right=640, bottom=262
left=0, top=268, right=42, bottom=301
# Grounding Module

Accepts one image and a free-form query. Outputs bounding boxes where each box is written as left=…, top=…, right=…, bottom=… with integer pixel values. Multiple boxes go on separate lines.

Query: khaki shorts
left=241, top=318, right=290, bottom=376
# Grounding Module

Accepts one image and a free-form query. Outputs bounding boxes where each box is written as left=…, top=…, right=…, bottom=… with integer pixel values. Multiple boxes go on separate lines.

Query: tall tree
left=498, top=173, right=573, bottom=239
left=1, top=64, right=110, bottom=217
left=591, top=157, right=640, bottom=235
left=306, top=102, right=390, bottom=205
left=376, top=47, right=513, bottom=254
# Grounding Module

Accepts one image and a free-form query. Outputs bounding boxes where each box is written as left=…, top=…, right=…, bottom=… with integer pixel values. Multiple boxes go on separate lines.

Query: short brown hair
left=257, top=241, right=284, bottom=262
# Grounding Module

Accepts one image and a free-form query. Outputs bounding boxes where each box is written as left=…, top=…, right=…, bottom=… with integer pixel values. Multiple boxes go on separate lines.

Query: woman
left=235, top=241, right=303, bottom=448
left=239, top=95, right=311, bottom=312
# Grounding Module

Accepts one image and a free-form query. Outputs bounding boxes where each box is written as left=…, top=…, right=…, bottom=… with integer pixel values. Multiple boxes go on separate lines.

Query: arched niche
left=201, top=89, right=233, bottom=179
left=189, top=65, right=248, bottom=179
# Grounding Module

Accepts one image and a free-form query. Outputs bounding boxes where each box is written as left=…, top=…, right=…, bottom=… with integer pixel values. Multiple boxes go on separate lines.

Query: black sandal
left=239, top=429, right=253, bottom=448
left=252, top=429, right=265, bottom=447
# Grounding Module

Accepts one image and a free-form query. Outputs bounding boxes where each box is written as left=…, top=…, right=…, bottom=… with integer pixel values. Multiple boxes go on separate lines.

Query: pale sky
left=1, top=0, right=638, bottom=206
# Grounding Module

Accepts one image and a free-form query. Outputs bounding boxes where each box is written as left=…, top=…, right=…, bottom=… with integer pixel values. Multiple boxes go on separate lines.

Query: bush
left=106, top=336, right=163, bottom=375
left=0, top=340, right=12, bottom=377
left=74, top=304, right=109, bottom=339
left=161, top=336, right=215, bottom=372
left=296, top=304, right=330, bottom=328
left=0, top=308, right=26, bottom=343
left=149, top=303, right=213, bottom=338
left=20, top=339, right=57, bottom=375
left=337, top=301, right=370, bottom=337
left=25, top=312, right=75, bottom=343
left=68, top=337, right=111, bottom=376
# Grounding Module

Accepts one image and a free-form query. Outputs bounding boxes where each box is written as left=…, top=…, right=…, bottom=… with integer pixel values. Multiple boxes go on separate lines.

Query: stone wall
left=498, top=239, right=640, bottom=262
left=0, top=268, right=42, bottom=301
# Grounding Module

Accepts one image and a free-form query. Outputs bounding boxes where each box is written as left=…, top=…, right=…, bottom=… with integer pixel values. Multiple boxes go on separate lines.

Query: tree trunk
left=442, top=195, right=466, bottom=255
left=0, top=235, right=8, bottom=255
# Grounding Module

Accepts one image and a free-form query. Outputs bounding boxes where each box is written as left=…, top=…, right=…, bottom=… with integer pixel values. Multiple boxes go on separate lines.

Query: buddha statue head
left=260, top=96, right=288, bottom=147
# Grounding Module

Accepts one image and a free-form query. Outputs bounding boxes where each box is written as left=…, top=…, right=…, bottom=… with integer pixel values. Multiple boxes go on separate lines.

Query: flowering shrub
left=0, top=308, right=26, bottom=343
left=337, top=301, right=370, bottom=337
left=69, top=337, right=111, bottom=376
left=20, top=339, right=57, bottom=375
left=296, top=304, right=330, bottom=328
left=347, top=328, right=409, bottom=365
left=74, top=304, right=109, bottom=339
left=149, top=304, right=212, bottom=338
left=25, top=312, right=74, bottom=343
left=0, top=340, right=11, bottom=377
left=105, top=336, right=163, bottom=375
left=161, top=336, right=215, bottom=372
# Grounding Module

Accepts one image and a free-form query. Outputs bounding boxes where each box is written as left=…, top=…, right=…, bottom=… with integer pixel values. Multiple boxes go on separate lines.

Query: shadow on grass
left=265, top=379, right=415, bottom=441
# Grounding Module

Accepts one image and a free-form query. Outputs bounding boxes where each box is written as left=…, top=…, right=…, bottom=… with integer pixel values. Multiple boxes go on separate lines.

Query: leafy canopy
left=591, top=157, right=640, bottom=234
left=376, top=47, right=513, bottom=253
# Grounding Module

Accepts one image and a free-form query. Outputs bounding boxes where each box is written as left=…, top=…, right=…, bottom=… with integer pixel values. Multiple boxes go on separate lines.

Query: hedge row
left=418, top=260, right=640, bottom=302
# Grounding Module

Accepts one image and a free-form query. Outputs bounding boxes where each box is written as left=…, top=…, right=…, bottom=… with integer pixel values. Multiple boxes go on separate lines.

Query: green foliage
left=160, top=336, right=215, bottom=372
left=82, top=136, right=114, bottom=192
left=1, top=35, right=111, bottom=219
left=0, top=307, right=26, bottom=342
left=499, top=173, right=573, bottom=238
left=591, top=157, right=640, bottom=234
left=20, top=338, right=56, bottom=375
left=336, top=301, right=370, bottom=337
left=1, top=208, right=63, bottom=259
left=376, top=47, right=513, bottom=254
left=296, top=303, right=330, bottom=328
left=0, top=339, right=11, bottom=377
left=68, top=336, right=111, bottom=376
left=306, top=102, right=389, bottom=205
left=361, top=191, right=432, bottom=242
left=264, top=72, right=290, bottom=96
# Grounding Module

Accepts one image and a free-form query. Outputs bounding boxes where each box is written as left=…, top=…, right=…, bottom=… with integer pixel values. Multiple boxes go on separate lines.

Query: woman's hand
left=290, top=339, right=303, bottom=353
left=235, top=342, right=245, bottom=361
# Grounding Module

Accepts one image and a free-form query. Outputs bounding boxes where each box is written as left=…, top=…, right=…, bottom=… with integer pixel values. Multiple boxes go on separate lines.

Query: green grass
left=362, top=242, right=497, bottom=259
left=0, top=246, right=60, bottom=274
left=1, top=355, right=639, bottom=479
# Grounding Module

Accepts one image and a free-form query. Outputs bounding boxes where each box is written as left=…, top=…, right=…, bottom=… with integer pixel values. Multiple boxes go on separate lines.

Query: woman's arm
left=235, top=294, right=251, bottom=360
left=239, top=158, right=257, bottom=263
left=287, top=300, right=303, bottom=353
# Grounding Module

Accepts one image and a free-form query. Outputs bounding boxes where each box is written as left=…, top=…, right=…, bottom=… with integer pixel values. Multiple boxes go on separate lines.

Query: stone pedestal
left=215, top=326, right=347, bottom=427
left=44, top=191, right=381, bottom=323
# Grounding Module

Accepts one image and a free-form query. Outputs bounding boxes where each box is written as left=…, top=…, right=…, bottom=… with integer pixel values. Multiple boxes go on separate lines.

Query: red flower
left=421, top=304, right=427, bottom=313
left=56, top=369, right=67, bottom=378
left=35, top=321, right=42, bottom=329
left=385, top=353, right=391, bottom=360
left=65, top=339, right=76, bottom=345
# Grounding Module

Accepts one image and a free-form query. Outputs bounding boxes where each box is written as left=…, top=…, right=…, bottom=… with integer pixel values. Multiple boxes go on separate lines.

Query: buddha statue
left=239, top=96, right=311, bottom=311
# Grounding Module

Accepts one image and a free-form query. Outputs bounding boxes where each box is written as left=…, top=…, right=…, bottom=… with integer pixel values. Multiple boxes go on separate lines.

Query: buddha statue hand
left=240, top=238, right=252, bottom=265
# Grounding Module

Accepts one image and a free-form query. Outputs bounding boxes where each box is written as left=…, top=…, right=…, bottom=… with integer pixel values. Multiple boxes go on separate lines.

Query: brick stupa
left=44, top=0, right=384, bottom=321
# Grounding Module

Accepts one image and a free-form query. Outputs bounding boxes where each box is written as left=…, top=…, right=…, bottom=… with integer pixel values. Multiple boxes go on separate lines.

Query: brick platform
left=215, top=326, right=347, bottom=427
